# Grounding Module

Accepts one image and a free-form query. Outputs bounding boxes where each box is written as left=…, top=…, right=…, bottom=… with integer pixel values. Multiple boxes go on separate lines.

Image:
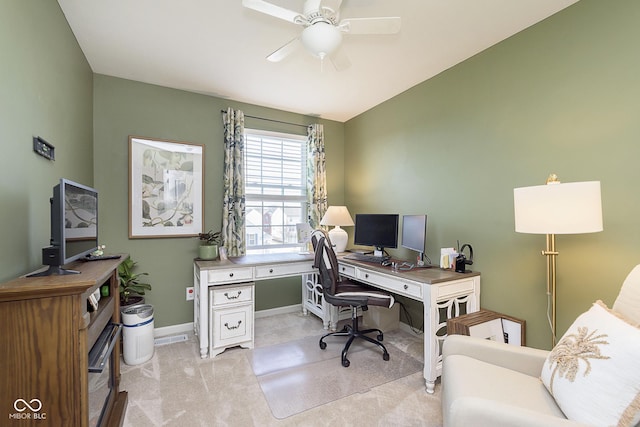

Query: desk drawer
left=356, top=270, right=422, bottom=299
left=338, top=263, right=356, bottom=278
left=255, top=261, right=315, bottom=279
left=211, top=283, right=253, bottom=307
left=212, top=304, right=252, bottom=347
left=207, top=267, right=254, bottom=284
left=435, top=278, right=475, bottom=300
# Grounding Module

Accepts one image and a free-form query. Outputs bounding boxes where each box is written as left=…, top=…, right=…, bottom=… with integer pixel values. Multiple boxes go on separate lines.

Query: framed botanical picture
left=129, top=136, right=204, bottom=238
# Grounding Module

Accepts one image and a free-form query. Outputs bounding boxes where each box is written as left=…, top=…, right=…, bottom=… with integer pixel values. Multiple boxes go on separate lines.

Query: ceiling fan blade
left=339, top=17, right=401, bottom=35
left=330, top=45, right=351, bottom=71
left=266, top=37, right=301, bottom=62
left=242, top=0, right=303, bottom=24
left=319, top=0, right=343, bottom=15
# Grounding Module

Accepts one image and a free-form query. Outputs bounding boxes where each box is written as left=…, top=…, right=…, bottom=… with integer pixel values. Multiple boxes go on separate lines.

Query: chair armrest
left=448, top=397, right=589, bottom=427
left=443, top=334, right=549, bottom=377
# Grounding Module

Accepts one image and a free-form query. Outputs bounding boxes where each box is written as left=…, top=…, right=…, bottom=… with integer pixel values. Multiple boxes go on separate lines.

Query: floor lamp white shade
left=514, top=177, right=603, bottom=346
left=320, top=206, right=354, bottom=253
left=514, top=181, right=603, bottom=234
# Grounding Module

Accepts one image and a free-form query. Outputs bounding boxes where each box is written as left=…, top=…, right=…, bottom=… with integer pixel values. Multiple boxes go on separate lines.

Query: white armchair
left=442, top=265, right=640, bottom=427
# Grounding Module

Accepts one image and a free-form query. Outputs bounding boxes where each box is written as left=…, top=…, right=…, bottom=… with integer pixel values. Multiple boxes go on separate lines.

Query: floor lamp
left=513, top=174, right=603, bottom=346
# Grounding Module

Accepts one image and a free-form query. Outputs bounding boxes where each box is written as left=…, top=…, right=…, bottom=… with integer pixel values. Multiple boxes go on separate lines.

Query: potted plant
left=118, top=256, right=152, bottom=307
left=198, top=230, right=221, bottom=260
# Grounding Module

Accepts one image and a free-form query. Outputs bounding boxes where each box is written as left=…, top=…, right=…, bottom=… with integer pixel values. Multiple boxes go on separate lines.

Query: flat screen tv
left=402, top=214, right=427, bottom=264
left=30, top=178, right=99, bottom=276
left=353, top=214, right=399, bottom=257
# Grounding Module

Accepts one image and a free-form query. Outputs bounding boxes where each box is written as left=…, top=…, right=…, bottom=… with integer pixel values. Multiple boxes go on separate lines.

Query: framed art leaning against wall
left=129, top=136, right=204, bottom=238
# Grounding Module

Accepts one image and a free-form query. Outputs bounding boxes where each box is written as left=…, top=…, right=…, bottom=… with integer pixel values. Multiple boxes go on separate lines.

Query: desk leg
left=426, top=381, right=436, bottom=394
left=423, top=291, right=438, bottom=394
left=198, top=269, right=209, bottom=358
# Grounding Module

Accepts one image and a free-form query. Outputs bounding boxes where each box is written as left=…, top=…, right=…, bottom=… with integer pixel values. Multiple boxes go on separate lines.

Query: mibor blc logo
left=9, top=398, right=47, bottom=420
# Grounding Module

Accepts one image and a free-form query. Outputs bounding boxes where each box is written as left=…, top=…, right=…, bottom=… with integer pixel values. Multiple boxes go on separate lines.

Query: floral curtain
left=222, top=108, right=246, bottom=256
left=307, top=124, right=327, bottom=229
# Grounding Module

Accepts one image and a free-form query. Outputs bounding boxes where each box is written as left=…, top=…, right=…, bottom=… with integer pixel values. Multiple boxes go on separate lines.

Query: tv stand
left=0, top=255, right=128, bottom=426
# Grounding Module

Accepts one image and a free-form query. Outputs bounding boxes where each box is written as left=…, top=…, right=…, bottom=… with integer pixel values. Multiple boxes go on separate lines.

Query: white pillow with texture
left=540, top=301, right=640, bottom=427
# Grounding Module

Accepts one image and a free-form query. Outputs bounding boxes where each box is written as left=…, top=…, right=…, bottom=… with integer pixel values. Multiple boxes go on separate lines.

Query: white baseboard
left=154, top=322, right=193, bottom=338
left=152, top=305, right=419, bottom=338
left=153, top=304, right=302, bottom=336
left=255, top=303, right=301, bottom=318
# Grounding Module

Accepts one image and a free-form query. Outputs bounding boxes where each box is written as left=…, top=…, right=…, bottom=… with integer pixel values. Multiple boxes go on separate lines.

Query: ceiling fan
left=242, top=0, right=401, bottom=70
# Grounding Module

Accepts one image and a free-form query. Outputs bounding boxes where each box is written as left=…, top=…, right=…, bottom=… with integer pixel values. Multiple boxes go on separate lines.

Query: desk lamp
left=320, top=206, right=354, bottom=253
left=514, top=174, right=602, bottom=346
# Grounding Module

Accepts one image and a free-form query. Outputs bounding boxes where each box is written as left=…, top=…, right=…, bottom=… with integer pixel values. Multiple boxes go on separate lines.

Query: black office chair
left=311, top=229, right=394, bottom=367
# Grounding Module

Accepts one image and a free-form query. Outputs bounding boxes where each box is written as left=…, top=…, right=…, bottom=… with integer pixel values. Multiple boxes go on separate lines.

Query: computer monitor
left=402, top=214, right=427, bottom=265
left=353, top=214, right=399, bottom=257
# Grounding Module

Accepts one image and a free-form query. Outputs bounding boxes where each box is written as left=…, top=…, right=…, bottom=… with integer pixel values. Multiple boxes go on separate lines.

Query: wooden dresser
left=0, top=256, right=128, bottom=427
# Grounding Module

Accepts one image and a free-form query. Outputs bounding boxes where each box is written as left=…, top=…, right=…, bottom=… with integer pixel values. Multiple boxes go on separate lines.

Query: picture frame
left=129, top=136, right=204, bottom=238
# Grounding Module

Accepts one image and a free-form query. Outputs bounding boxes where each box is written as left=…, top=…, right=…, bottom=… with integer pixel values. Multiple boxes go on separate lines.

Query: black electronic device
left=28, top=179, right=99, bottom=277
left=85, top=254, right=121, bottom=262
left=455, top=243, right=474, bottom=273
left=353, top=214, right=399, bottom=258
left=402, top=214, right=427, bottom=265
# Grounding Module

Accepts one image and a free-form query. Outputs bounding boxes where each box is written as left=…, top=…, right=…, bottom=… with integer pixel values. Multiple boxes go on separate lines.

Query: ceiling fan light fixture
left=300, top=22, right=342, bottom=58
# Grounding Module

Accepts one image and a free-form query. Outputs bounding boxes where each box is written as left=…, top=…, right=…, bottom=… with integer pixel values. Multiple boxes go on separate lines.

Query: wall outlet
left=186, top=286, right=194, bottom=301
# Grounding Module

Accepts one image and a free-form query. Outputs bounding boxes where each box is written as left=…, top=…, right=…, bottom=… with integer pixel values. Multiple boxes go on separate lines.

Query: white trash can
left=121, top=304, right=154, bottom=365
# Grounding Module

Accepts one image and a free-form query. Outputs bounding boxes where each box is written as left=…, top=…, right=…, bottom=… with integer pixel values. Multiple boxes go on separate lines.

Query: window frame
left=244, top=128, right=308, bottom=254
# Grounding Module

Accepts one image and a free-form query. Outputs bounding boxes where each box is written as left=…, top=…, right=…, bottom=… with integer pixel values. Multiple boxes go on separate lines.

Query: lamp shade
left=320, top=206, right=354, bottom=227
left=514, top=181, right=603, bottom=234
left=320, top=206, right=353, bottom=253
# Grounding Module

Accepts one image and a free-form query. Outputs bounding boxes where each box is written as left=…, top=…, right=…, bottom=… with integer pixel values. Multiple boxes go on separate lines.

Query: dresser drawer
left=356, top=269, right=422, bottom=299
left=211, top=283, right=253, bottom=307
left=207, top=267, right=254, bottom=284
left=255, top=261, right=315, bottom=279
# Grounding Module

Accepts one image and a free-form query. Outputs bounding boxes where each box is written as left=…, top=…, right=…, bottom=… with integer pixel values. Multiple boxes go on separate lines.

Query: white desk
left=193, top=253, right=480, bottom=393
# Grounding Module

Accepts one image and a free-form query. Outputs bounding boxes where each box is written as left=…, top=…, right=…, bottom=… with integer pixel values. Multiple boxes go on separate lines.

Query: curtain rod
left=220, top=110, right=310, bottom=129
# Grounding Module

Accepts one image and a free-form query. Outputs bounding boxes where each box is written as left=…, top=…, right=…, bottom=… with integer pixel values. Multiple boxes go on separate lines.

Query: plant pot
left=120, top=295, right=145, bottom=310
left=199, top=244, right=219, bottom=260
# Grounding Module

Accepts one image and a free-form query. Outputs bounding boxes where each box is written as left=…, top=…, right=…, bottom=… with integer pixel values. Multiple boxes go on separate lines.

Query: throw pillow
left=540, top=301, right=640, bottom=427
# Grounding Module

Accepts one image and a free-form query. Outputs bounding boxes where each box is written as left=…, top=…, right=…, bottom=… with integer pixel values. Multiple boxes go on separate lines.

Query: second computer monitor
left=402, top=214, right=427, bottom=261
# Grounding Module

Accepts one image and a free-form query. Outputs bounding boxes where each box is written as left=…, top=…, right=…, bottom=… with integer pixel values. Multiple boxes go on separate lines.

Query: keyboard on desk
left=344, top=253, right=389, bottom=263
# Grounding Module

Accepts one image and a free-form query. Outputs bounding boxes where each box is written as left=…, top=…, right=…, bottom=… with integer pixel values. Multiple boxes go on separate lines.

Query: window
left=244, top=129, right=308, bottom=253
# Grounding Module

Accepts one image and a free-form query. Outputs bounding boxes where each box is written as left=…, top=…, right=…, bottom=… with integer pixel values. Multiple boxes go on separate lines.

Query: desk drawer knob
left=224, top=320, right=242, bottom=330
left=229, top=273, right=234, bottom=277
left=224, top=291, right=241, bottom=300
left=269, top=269, right=274, bottom=273
left=365, top=274, right=369, bottom=279
left=404, top=284, right=409, bottom=290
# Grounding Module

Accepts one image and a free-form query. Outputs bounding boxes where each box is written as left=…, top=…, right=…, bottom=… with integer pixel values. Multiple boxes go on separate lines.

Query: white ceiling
left=57, top=0, right=579, bottom=122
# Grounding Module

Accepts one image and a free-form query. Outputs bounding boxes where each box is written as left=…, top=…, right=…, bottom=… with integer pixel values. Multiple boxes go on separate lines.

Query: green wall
left=4, top=0, right=639, bottom=349
left=0, top=0, right=93, bottom=282
left=344, top=0, right=640, bottom=349
left=93, top=75, right=345, bottom=328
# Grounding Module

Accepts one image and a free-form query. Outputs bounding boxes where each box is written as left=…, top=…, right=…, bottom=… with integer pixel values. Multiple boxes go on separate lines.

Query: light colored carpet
left=247, top=334, right=423, bottom=419
left=121, top=311, right=443, bottom=426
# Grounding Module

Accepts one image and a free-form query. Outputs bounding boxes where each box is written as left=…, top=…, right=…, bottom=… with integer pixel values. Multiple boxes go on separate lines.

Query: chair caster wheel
left=383, top=352, right=390, bottom=361
left=342, top=358, right=350, bottom=367
left=377, top=334, right=384, bottom=341
left=319, top=341, right=327, bottom=350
